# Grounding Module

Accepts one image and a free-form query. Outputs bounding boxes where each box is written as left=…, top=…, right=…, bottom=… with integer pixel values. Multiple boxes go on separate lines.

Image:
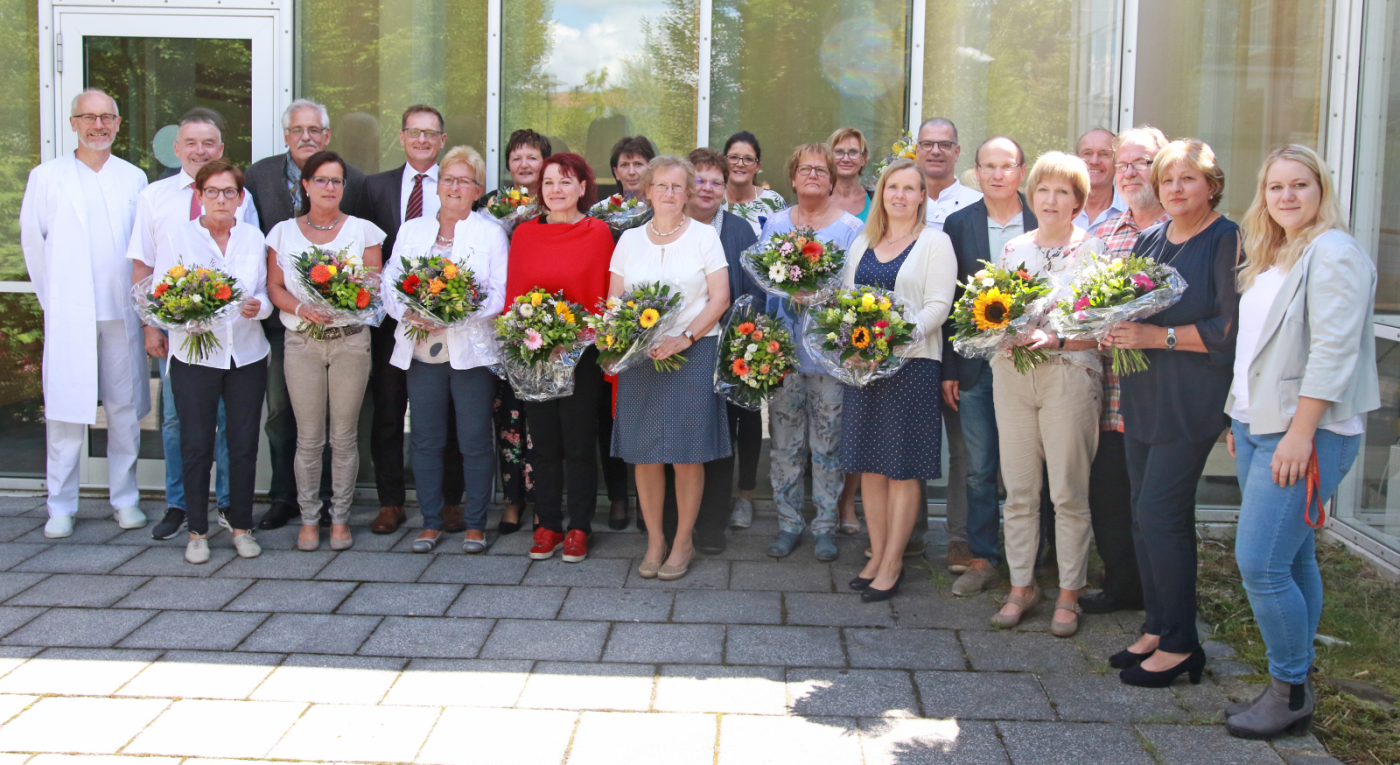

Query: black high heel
left=1119, top=647, right=1206, bottom=688
left=861, top=570, right=904, bottom=602
left=497, top=505, right=524, bottom=535
left=848, top=575, right=874, bottom=591
left=1109, top=648, right=1152, bottom=670
left=607, top=500, right=630, bottom=531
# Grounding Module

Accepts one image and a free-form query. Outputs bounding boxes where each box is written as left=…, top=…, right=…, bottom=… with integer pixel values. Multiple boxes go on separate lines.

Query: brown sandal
left=1050, top=600, right=1082, bottom=637
left=990, top=587, right=1041, bottom=629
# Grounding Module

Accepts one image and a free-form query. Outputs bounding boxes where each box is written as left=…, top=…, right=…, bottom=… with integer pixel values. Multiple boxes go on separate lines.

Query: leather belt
left=301, top=325, right=365, bottom=340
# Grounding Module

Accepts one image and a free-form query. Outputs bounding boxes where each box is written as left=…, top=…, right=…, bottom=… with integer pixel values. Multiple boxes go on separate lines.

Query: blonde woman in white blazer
left=838, top=159, right=957, bottom=602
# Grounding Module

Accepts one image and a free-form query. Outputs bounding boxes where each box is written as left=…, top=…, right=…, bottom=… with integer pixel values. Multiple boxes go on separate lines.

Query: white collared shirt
left=126, top=169, right=260, bottom=268
left=152, top=218, right=273, bottom=369
left=75, top=161, right=126, bottom=321
left=399, top=163, right=440, bottom=222
left=1073, top=188, right=1127, bottom=232
left=924, top=179, right=984, bottom=231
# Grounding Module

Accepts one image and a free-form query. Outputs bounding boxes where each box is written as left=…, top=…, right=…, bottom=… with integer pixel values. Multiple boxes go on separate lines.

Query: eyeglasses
left=917, top=140, right=957, bottom=153
left=834, top=149, right=865, bottom=159
left=201, top=187, right=240, bottom=200
left=726, top=155, right=757, bottom=167
left=439, top=175, right=481, bottom=189
left=1114, top=159, right=1153, bottom=173
left=796, top=166, right=830, bottom=178
left=650, top=183, right=687, bottom=196
left=310, top=176, right=346, bottom=188
left=73, top=113, right=119, bottom=125
left=403, top=128, right=444, bottom=140
left=287, top=126, right=326, bottom=138
left=694, top=178, right=726, bottom=190
left=977, top=162, right=1023, bottom=175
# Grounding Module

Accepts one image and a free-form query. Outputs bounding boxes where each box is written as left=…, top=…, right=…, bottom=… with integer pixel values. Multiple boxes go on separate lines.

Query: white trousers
left=46, top=319, right=141, bottom=517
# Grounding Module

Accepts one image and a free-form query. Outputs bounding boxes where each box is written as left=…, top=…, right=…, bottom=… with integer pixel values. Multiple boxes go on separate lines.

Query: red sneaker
left=562, top=529, right=589, bottom=563
left=529, top=527, right=565, bottom=560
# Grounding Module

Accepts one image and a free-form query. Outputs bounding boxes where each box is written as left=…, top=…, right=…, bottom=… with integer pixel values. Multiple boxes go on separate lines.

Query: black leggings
left=526, top=349, right=604, bottom=534
left=727, top=402, right=762, bottom=492
left=170, top=357, right=267, bottom=535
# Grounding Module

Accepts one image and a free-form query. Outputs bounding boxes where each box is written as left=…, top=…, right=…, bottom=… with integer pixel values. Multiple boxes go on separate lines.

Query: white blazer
left=381, top=212, right=508, bottom=371
left=20, top=153, right=150, bottom=425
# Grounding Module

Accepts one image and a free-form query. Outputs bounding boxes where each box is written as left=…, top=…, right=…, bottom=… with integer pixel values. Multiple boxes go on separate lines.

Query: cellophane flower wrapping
left=713, top=294, right=796, bottom=411
left=586, top=194, right=653, bottom=234
left=801, top=285, right=922, bottom=387
left=392, top=253, right=487, bottom=343
left=949, top=260, right=1054, bottom=374
left=584, top=281, right=687, bottom=375
left=483, top=188, right=540, bottom=235
left=277, top=245, right=382, bottom=339
left=490, top=288, right=592, bottom=401
left=1048, top=253, right=1188, bottom=375
left=132, top=265, right=246, bottom=364
left=741, top=227, right=846, bottom=308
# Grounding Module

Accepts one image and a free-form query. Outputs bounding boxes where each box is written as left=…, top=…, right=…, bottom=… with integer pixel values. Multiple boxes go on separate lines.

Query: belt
left=300, top=325, right=365, bottom=340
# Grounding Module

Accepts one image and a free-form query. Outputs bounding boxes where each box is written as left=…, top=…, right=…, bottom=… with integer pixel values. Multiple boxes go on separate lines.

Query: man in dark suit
left=244, top=99, right=367, bottom=530
left=356, top=104, right=466, bottom=534
left=941, top=136, right=1039, bottom=596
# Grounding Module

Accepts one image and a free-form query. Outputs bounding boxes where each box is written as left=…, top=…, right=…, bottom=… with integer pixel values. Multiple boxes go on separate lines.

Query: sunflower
left=972, top=288, right=1013, bottom=331
left=639, top=308, right=660, bottom=328
left=851, top=326, right=872, bottom=348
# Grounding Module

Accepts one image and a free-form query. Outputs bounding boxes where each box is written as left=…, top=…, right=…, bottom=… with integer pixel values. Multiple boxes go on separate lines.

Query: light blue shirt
left=758, top=207, right=865, bottom=374
left=987, top=211, right=1024, bottom=263
left=1073, top=188, right=1126, bottom=231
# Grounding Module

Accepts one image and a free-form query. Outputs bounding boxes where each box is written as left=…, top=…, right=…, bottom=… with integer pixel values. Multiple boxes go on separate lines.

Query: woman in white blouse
left=267, top=150, right=384, bottom=552
left=990, top=152, right=1107, bottom=636
left=380, top=145, right=508, bottom=554
left=609, top=155, right=731, bottom=581
left=154, top=160, right=272, bottom=565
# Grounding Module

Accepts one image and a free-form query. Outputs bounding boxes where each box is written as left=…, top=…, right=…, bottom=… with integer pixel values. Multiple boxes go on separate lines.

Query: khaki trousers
left=284, top=329, right=373, bottom=525
left=991, top=356, right=1101, bottom=589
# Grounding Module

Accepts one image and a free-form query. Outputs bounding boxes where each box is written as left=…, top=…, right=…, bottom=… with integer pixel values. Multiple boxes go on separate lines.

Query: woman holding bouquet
left=266, top=150, right=384, bottom=552
left=506, top=153, right=616, bottom=563
left=1105, top=139, right=1241, bottom=687
left=610, top=155, right=731, bottom=581
left=840, top=159, right=956, bottom=601
left=991, top=152, right=1107, bottom=636
left=381, top=145, right=508, bottom=553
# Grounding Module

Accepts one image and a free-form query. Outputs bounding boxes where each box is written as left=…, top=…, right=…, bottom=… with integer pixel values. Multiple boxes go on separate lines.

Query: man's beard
left=78, top=133, right=113, bottom=151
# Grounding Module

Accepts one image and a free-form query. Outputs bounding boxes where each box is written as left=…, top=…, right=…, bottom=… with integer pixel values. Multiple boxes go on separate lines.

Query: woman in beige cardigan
left=838, top=158, right=957, bottom=601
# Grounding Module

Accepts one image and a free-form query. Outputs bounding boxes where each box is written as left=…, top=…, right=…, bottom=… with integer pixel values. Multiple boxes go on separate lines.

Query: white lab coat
left=20, top=153, right=152, bottom=425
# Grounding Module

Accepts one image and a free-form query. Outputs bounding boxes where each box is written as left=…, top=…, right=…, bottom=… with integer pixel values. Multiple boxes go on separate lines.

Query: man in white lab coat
left=20, top=87, right=151, bottom=539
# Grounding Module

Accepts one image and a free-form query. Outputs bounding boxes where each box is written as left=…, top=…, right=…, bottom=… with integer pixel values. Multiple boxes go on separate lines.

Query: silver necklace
left=435, top=212, right=455, bottom=244
left=307, top=212, right=343, bottom=231
left=649, top=217, right=685, bottom=237
left=885, top=223, right=918, bottom=246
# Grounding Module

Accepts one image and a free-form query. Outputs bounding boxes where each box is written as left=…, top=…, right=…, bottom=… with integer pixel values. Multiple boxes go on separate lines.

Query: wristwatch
left=1165, top=327, right=1177, bottom=350
left=683, top=330, right=695, bottom=343
left=1055, top=331, right=1066, bottom=350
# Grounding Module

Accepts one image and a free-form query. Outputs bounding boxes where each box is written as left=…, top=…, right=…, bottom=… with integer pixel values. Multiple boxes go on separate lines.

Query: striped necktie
left=405, top=173, right=426, bottom=221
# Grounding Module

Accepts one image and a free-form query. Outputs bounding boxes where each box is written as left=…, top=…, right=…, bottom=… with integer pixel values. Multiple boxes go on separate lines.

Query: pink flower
left=524, top=329, right=544, bottom=350
left=1131, top=274, right=1156, bottom=291
left=1073, top=295, right=1091, bottom=312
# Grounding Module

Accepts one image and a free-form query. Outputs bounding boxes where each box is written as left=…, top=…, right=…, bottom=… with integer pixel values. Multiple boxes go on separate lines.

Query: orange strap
left=1303, top=446, right=1326, bottom=529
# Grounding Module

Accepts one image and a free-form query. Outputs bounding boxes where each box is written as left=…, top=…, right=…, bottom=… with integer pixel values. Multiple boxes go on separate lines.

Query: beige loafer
left=990, top=587, right=1040, bottom=629
left=1050, top=600, right=1082, bottom=637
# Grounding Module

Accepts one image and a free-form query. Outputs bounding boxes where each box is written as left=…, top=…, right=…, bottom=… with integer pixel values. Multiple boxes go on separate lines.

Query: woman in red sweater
left=506, top=153, right=616, bottom=563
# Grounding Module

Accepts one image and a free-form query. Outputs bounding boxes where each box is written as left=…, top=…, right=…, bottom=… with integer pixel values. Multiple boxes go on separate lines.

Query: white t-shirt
left=266, top=215, right=387, bottom=331
left=1230, top=266, right=1364, bottom=436
left=610, top=220, right=730, bottom=338
left=76, top=162, right=125, bottom=321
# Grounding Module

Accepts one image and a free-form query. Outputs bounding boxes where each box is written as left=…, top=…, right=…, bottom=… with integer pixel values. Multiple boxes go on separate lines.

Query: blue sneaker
left=813, top=533, right=839, bottom=562
left=767, top=531, right=801, bottom=558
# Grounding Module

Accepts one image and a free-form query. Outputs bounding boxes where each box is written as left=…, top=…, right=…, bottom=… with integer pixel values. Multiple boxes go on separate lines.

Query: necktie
left=405, top=173, right=426, bottom=221
left=189, top=187, right=202, bottom=221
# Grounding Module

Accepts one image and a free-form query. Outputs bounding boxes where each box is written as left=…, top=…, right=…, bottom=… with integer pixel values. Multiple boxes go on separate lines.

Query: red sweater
left=505, top=216, right=616, bottom=314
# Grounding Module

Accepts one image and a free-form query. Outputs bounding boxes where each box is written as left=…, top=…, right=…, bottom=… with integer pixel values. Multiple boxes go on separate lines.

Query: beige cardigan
left=841, top=227, right=958, bottom=361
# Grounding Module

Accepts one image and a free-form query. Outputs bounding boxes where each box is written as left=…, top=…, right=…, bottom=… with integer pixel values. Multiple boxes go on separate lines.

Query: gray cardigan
left=1225, top=228, right=1380, bottom=435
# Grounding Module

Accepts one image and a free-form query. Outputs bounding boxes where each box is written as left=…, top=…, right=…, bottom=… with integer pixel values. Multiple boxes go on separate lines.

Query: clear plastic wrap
left=489, top=341, right=589, bottom=402
left=490, top=289, right=592, bottom=401
left=712, top=294, right=796, bottom=411
left=587, top=195, right=653, bottom=233
left=951, top=294, right=1051, bottom=361
left=492, top=203, right=541, bottom=236
left=276, top=247, right=383, bottom=335
left=131, top=273, right=246, bottom=364
left=740, top=236, right=846, bottom=308
left=1048, top=257, right=1189, bottom=375
left=589, top=281, right=688, bottom=376
left=800, top=289, right=925, bottom=388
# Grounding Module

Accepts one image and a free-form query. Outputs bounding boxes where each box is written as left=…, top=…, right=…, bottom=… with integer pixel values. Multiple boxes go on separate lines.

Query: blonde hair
left=786, top=143, right=837, bottom=186
left=1238, top=144, right=1349, bottom=292
left=1150, top=139, right=1225, bottom=210
left=640, top=155, right=695, bottom=204
left=864, top=158, right=927, bottom=244
left=439, top=145, right=486, bottom=188
left=826, top=127, right=868, bottom=159
left=1026, top=151, right=1090, bottom=217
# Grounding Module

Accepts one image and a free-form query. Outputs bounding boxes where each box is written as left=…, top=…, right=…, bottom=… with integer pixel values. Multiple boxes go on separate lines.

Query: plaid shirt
left=1092, top=210, right=1169, bottom=432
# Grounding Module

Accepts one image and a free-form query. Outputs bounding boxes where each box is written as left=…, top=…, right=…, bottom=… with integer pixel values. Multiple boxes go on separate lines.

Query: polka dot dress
left=840, top=245, right=943, bottom=481
left=612, top=336, right=732, bottom=465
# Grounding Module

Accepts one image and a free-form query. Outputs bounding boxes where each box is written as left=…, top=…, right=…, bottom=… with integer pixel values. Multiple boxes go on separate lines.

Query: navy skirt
left=612, top=336, right=731, bottom=465
left=840, top=358, right=942, bottom=480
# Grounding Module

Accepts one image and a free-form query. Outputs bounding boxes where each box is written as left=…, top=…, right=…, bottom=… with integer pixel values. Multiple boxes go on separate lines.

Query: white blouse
left=998, top=231, right=1108, bottom=374
left=266, top=215, right=386, bottom=331
left=609, top=220, right=730, bottom=338
left=153, top=218, right=273, bottom=368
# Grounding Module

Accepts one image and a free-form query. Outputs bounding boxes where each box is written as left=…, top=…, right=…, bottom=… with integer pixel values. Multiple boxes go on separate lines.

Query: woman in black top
left=1106, top=139, right=1241, bottom=688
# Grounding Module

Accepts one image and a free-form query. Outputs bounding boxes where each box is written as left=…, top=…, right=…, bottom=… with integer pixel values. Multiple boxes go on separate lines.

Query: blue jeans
left=406, top=362, right=496, bottom=532
left=1232, top=420, right=1360, bottom=684
left=160, top=356, right=229, bottom=510
left=960, top=370, right=1001, bottom=566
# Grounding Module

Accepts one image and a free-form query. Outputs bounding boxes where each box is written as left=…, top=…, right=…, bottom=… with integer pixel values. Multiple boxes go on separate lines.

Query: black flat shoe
left=1109, top=648, right=1152, bottom=669
left=607, top=500, right=630, bottom=531
left=1080, top=591, right=1144, bottom=615
left=861, top=570, right=904, bottom=602
left=1119, top=647, right=1206, bottom=688
left=497, top=505, right=524, bottom=535
left=258, top=502, right=297, bottom=530
left=848, top=576, right=874, bottom=591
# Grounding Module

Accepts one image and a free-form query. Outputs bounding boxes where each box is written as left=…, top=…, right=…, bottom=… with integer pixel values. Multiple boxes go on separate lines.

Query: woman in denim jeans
left=1222, top=145, right=1378, bottom=739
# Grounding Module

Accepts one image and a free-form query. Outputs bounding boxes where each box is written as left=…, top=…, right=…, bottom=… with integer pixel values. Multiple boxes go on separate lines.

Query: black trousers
left=1089, top=431, right=1143, bottom=603
left=369, top=318, right=463, bottom=507
left=1125, top=432, right=1216, bottom=653
left=170, top=357, right=267, bottom=535
left=525, top=349, right=603, bottom=534
left=728, top=403, right=762, bottom=492
left=597, top=376, right=629, bottom=502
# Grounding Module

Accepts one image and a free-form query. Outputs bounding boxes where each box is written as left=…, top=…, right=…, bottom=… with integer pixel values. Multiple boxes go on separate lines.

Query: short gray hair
left=918, top=117, right=958, bottom=143
left=70, top=87, right=117, bottom=117
left=282, top=99, right=329, bottom=131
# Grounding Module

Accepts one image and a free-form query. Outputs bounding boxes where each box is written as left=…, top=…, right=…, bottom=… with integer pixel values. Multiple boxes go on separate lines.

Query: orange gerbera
left=851, top=326, right=872, bottom=348
left=213, top=284, right=232, bottom=301
left=310, top=264, right=333, bottom=284
left=736, top=322, right=756, bottom=335
left=732, top=358, right=750, bottom=376
left=153, top=283, right=169, bottom=297
left=356, top=288, right=371, bottom=308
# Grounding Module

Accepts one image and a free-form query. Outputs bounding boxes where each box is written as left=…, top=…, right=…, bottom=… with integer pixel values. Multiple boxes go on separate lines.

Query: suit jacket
left=243, top=153, right=365, bottom=236
left=940, top=194, right=1038, bottom=389
left=357, top=164, right=412, bottom=263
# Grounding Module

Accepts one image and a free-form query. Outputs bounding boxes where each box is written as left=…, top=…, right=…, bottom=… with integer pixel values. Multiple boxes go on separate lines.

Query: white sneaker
left=113, top=506, right=147, bottom=530
left=216, top=509, right=232, bottom=532
left=232, top=531, right=261, bottom=559
left=185, top=535, right=210, bottom=564
left=44, top=516, right=74, bottom=539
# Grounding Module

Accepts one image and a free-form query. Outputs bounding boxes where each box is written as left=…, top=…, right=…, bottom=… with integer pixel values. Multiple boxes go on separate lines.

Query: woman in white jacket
left=380, top=145, right=508, bottom=554
left=839, top=158, right=957, bottom=602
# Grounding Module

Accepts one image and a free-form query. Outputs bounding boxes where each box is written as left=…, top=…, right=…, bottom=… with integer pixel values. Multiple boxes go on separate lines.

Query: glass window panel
left=922, top=0, right=1120, bottom=181
left=0, top=0, right=40, bottom=282
left=298, top=0, right=489, bottom=175
left=1355, top=1, right=1400, bottom=314
left=1348, top=337, right=1400, bottom=550
left=710, top=0, right=907, bottom=201
left=1134, top=0, right=1332, bottom=221
left=502, top=0, right=698, bottom=197
left=0, top=292, right=44, bottom=478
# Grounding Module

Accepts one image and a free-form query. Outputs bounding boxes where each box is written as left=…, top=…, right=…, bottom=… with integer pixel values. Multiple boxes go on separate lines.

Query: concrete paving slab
left=225, top=580, right=357, bottom=614
left=521, top=557, right=630, bottom=588
left=118, top=610, right=269, bottom=651
left=785, top=592, right=896, bottom=627
left=238, top=613, right=380, bottom=655
left=250, top=653, right=404, bottom=704
left=0, top=573, right=47, bottom=603
left=1041, top=673, right=1190, bottom=722
left=786, top=668, right=919, bottom=717
left=446, top=585, right=566, bottom=619
left=621, top=558, right=730, bottom=590
left=382, top=658, right=531, bottom=708
left=110, top=547, right=237, bottom=578
left=653, top=664, right=788, bottom=715
left=269, top=703, right=440, bottom=763
left=602, top=623, right=724, bottom=664
left=960, top=630, right=1092, bottom=673
left=516, top=661, right=655, bottom=712
left=418, top=555, right=529, bottom=585
left=558, top=588, right=674, bottom=623
left=859, top=718, right=1011, bottom=765
left=1, top=608, right=154, bottom=649
left=716, top=714, right=863, bottom=765
left=356, top=615, right=495, bottom=658
left=729, top=560, right=834, bottom=592
left=1136, top=723, right=1288, bottom=765
left=0, top=648, right=157, bottom=696
left=479, top=619, right=609, bottom=662
left=337, top=582, right=462, bottom=617
left=0, top=696, right=170, bottom=753
left=315, top=551, right=434, bottom=583
left=996, top=721, right=1156, bottom=765
left=11, top=545, right=140, bottom=575
left=124, top=699, right=308, bottom=758
left=844, top=627, right=966, bottom=670
left=913, top=671, right=1056, bottom=721
left=213, top=550, right=334, bottom=580
left=567, top=711, right=716, bottom=765
left=115, top=651, right=282, bottom=700
left=672, top=590, right=781, bottom=625
left=725, top=625, right=845, bottom=667
left=114, top=577, right=253, bottom=611
left=415, top=707, right=576, bottom=765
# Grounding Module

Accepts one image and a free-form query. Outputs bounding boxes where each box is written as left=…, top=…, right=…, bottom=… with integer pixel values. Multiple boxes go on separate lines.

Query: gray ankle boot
left=1225, top=677, right=1313, bottom=739
left=1224, top=684, right=1270, bottom=717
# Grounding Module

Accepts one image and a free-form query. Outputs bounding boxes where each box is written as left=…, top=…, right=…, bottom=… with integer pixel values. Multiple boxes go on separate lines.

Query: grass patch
left=1197, top=536, right=1400, bottom=764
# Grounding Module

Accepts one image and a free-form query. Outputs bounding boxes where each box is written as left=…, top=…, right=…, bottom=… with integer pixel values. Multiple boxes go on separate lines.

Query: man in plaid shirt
left=1080, top=126, right=1170, bottom=615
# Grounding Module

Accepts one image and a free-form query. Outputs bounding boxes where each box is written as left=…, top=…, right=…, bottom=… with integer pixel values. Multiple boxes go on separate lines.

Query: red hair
left=540, top=153, right=596, bottom=214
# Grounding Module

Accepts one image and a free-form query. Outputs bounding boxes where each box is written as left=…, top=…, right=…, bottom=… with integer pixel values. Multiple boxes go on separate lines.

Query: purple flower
left=789, top=265, right=803, bottom=279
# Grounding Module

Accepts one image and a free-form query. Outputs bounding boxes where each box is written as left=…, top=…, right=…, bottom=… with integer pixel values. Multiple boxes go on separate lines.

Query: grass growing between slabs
left=1197, top=536, right=1400, bottom=765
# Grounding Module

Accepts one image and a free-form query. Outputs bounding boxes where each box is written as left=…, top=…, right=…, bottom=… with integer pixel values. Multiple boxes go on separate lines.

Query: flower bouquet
left=132, top=262, right=246, bottom=364
left=278, top=245, right=380, bottom=340
left=1049, top=253, right=1187, bottom=375
left=587, top=193, right=652, bottom=233
left=949, top=260, right=1054, bottom=374
left=482, top=187, right=539, bottom=235
left=870, top=130, right=917, bottom=181
left=392, top=254, right=486, bottom=343
left=491, top=288, right=593, bottom=401
left=741, top=227, right=846, bottom=307
left=713, top=294, right=796, bottom=410
left=584, top=281, right=687, bottom=374
left=802, top=285, right=919, bottom=387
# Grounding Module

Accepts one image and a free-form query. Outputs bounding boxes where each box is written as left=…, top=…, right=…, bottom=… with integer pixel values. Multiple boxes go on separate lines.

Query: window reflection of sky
left=547, top=0, right=664, bottom=90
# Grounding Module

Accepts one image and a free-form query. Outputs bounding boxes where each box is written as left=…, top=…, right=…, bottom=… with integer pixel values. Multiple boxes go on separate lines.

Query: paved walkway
left=0, top=494, right=1339, bottom=764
